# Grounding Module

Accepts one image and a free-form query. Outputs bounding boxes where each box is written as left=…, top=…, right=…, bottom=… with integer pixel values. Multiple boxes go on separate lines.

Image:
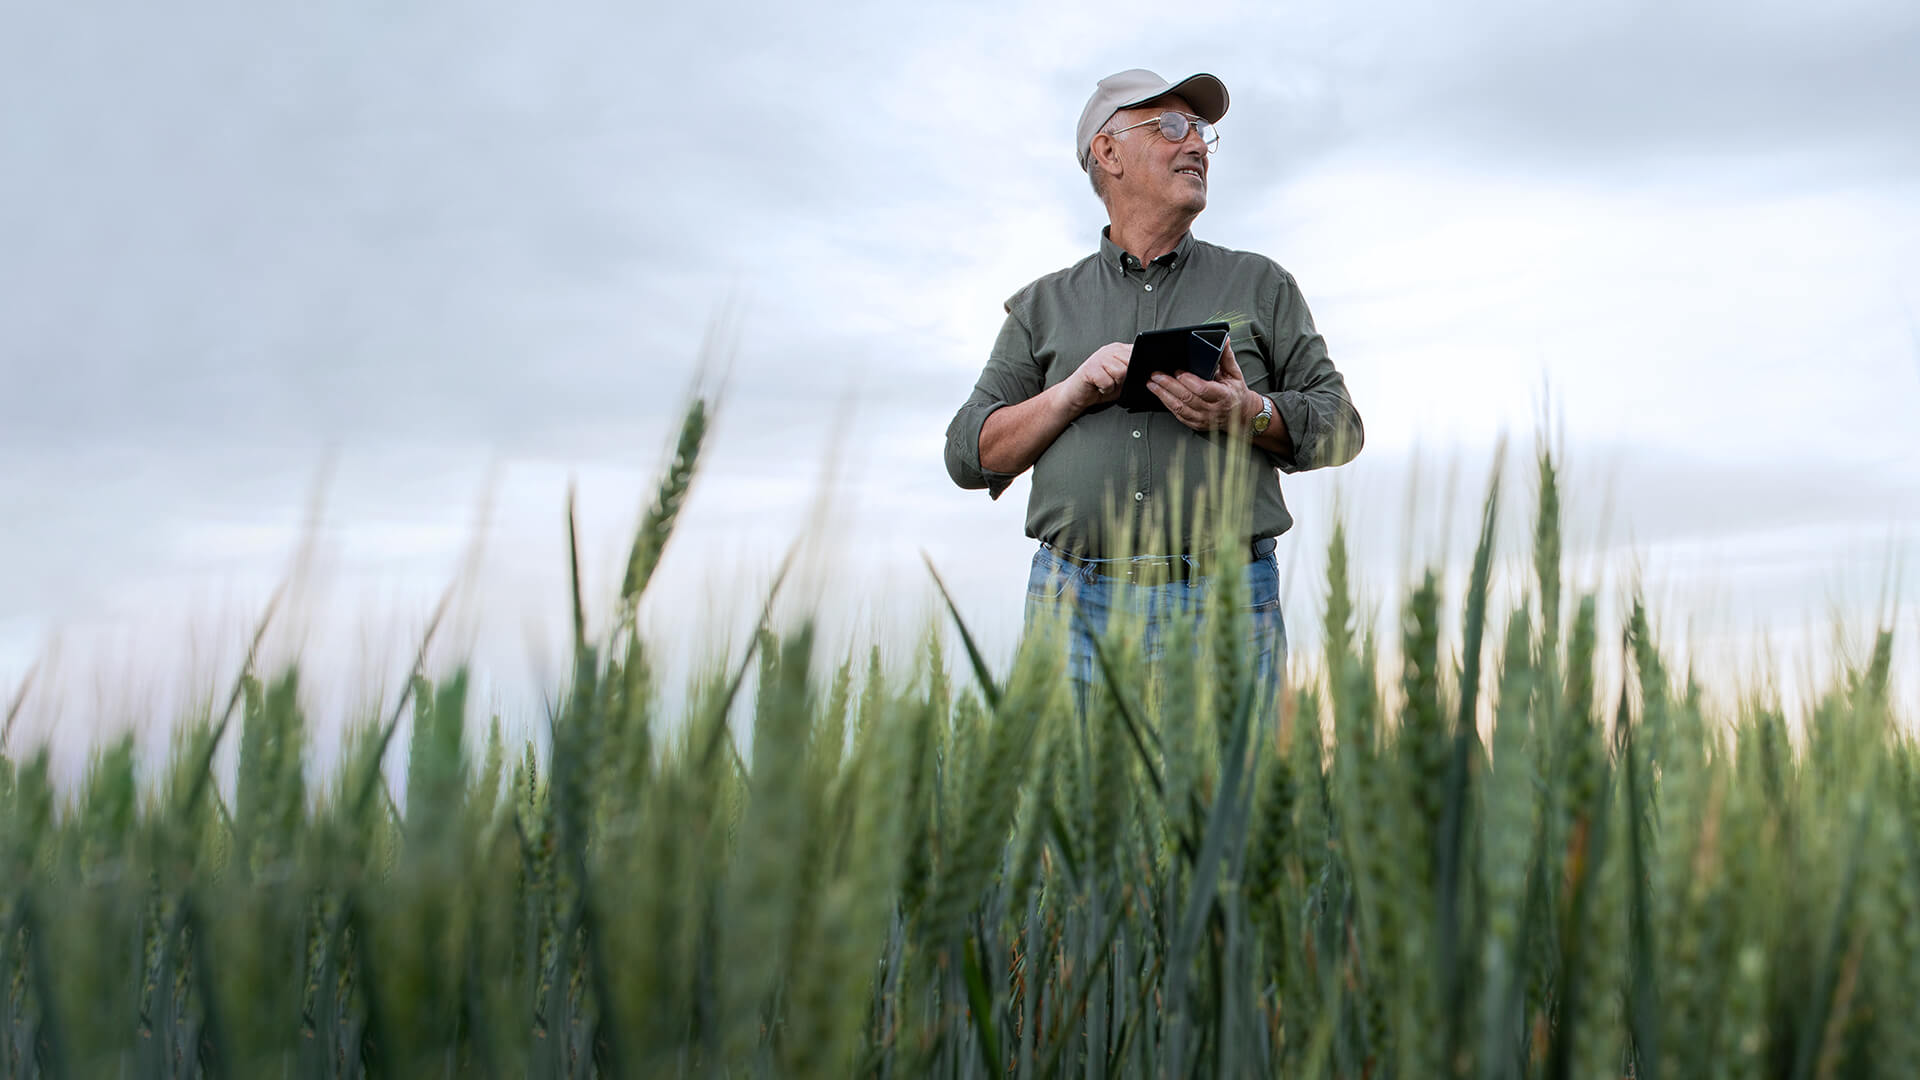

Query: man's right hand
left=979, top=342, right=1132, bottom=476
left=1057, top=343, right=1133, bottom=413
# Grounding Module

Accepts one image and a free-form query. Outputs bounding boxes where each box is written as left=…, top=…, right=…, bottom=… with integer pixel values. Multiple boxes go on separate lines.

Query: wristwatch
left=1249, top=394, right=1274, bottom=436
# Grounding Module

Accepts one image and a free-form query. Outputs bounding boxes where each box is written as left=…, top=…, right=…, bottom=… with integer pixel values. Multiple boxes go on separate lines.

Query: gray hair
left=1087, top=125, right=1127, bottom=203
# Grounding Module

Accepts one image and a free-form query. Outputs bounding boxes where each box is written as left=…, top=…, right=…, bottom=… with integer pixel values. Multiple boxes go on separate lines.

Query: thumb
left=1218, top=336, right=1244, bottom=380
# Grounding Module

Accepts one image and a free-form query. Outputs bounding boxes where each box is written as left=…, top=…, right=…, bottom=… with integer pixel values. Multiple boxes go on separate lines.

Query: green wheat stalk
left=620, top=397, right=708, bottom=616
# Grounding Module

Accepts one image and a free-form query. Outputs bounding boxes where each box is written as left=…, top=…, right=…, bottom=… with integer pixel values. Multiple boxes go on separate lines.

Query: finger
left=1218, top=339, right=1244, bottom=379
left=1176, top=372, right=1224, bottom=400
left=1146, top=379, right=1187, bottom=415
left=1150, top=383, right=1208, bottom=429
left=1150, top=373, right=1191, bottom=405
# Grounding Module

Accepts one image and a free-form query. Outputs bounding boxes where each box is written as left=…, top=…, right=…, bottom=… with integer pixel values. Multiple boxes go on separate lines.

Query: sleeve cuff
left=944, top=401, right=1020, bottom=497
left=1272, top=391, right=1314, bottom=473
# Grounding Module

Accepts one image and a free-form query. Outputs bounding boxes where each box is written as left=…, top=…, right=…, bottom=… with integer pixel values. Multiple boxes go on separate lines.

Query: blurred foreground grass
left=0, top=396, right=1911, bottom=1078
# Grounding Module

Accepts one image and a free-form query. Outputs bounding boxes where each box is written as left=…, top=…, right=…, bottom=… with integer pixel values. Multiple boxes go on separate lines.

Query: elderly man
left=943, top=68, right=1363, bottom=698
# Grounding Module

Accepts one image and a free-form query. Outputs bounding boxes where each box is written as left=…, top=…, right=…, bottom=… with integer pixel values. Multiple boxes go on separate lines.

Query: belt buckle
left=1120, top=556, right=1186, bottom=587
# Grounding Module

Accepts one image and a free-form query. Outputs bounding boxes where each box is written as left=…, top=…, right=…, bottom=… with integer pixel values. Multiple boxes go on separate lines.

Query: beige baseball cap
left=1076, top=69, right=1229, bottom=170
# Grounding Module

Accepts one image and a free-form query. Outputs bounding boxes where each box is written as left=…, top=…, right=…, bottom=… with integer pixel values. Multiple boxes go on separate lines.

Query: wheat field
left=0, top=396, right=1911, bottom=1078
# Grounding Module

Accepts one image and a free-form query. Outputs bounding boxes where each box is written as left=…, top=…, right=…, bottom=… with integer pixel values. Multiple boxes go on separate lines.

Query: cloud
left=1342, top=0, right=1920, bottom=181
left=2, top=0, right=1916, bottom=734
left=0, top=3, right=900, bottom=458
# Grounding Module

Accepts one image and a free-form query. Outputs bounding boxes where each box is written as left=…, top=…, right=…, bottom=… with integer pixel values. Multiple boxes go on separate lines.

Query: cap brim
left=1121, top=72, right=1228, bottom=124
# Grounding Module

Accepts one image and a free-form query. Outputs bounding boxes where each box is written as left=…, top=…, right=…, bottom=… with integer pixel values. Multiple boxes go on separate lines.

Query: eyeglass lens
left=1157, top=112, right=1217, bottom=150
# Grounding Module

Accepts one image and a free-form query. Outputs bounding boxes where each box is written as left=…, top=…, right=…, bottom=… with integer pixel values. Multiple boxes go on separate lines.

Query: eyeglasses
left=1103, top=111, right=1219, bottom=153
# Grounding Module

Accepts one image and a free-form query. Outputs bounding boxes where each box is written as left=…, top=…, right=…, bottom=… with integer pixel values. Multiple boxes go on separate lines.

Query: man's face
left=1103, top=93, right=1210, bottom=215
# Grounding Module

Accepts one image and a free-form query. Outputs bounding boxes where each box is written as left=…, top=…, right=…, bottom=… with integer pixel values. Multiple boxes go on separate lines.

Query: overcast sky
left=3, top=0, right=1916, bottom=767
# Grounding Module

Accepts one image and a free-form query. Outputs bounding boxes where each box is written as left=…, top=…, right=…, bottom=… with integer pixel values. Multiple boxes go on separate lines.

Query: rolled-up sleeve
left=1265, top=274, right=1363, bottom=474
left=944, top=309, right=1043, bottom=499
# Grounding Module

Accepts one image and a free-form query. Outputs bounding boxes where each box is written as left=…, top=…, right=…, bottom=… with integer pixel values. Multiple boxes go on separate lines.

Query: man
left=943, top=68, right=1364, bottom=698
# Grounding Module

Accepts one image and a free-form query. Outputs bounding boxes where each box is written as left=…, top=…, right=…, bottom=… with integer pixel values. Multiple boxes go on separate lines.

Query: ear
left=1091, top=132, right=1124, bottom=180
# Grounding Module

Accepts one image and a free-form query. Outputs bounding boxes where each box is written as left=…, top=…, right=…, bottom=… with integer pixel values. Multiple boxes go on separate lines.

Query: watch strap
left=1250, top=394, right=1274, bottom=435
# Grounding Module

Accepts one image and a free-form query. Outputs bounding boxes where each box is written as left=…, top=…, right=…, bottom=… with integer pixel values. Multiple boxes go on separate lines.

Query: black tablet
left=1117, top=322, right=1230, bottom=412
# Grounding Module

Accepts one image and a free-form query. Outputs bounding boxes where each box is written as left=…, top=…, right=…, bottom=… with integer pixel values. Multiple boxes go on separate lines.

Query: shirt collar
left=1100, top=226, right=1195, bottom=273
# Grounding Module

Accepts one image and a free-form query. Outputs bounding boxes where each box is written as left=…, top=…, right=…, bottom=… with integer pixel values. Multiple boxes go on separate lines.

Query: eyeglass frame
left=1099, top=110, right=1220, bottom=153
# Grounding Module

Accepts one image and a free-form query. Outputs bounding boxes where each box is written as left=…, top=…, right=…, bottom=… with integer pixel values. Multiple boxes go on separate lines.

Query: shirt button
left=1134, top=491, right=1145, bottom=501
left=1144, top=284, right=1154, bottom=292
left=1132, top=429, right=1142, bottom=438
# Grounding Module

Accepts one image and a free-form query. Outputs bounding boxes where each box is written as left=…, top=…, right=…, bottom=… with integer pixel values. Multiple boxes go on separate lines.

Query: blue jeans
left=1022, top=541, right=1288, bottom=715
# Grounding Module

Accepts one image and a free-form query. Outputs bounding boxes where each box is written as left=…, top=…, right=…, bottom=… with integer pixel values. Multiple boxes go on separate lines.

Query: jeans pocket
left=1247, top=553, right=1281, bottom=611
left=1027, top=549, right=1076, bottom=601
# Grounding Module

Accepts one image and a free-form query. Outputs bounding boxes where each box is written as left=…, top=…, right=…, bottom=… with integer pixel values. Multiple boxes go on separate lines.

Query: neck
left=1106, top=202, right=1196, bottom=265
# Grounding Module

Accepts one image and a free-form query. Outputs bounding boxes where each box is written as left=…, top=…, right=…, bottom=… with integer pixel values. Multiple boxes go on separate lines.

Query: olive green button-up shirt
left=944, top=229, right=1364, bottom=556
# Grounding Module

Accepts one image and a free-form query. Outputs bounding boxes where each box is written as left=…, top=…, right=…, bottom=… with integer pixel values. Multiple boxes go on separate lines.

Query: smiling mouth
left=1175, top=167, right=1204, bottom=181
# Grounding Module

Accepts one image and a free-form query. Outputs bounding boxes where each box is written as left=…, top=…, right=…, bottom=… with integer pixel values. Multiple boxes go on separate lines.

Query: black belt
left=1041, top=537, right=1276, bottom=585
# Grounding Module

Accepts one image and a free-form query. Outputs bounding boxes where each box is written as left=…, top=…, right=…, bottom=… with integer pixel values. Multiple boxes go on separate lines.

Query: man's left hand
left=1147, top=336, right=1261, bottom=433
